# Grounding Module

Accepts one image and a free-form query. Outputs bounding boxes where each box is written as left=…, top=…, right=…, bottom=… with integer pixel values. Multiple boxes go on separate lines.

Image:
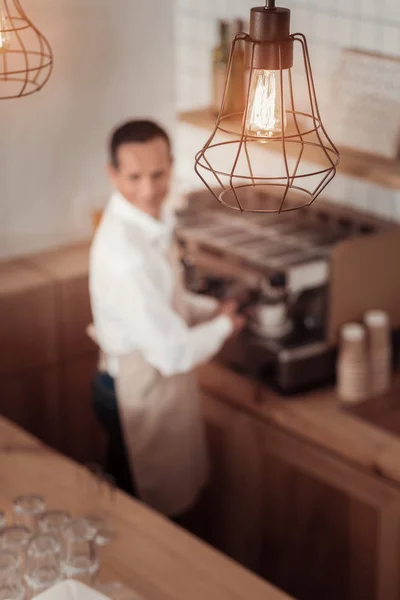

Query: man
left=89, top=119, right=245, bottom=519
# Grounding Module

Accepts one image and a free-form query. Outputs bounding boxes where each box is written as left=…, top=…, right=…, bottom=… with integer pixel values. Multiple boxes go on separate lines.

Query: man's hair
left=109, top=120, right=172, bottom=168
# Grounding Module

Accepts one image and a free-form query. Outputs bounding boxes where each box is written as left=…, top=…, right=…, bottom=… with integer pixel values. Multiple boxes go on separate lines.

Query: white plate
left=34, top=580, right=142, bottom=600
left=34, top=580, right=110, bottom=600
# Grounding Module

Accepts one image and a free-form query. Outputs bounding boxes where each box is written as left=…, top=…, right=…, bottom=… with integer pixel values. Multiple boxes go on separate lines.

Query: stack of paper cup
left=337, top=323, right=369, bottom=404
left=364, top=310, right=392, bottom=396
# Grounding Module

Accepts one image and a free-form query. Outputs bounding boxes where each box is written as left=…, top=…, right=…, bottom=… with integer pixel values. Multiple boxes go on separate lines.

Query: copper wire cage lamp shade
left=0, top=0, right=53, bottom=99
left=195, top=0, right=340, bottom=213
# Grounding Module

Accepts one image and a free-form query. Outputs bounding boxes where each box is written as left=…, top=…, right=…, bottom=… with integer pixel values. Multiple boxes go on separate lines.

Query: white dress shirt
left=89, top=191, right=233, bottom=377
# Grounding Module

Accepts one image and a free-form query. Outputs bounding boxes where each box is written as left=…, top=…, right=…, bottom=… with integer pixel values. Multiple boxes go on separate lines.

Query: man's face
left=108, top=137, right=172, bottom=219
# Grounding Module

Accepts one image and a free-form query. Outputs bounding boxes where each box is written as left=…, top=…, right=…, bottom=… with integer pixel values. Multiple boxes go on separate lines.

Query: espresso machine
left=176, top=190, right=400, bottom=395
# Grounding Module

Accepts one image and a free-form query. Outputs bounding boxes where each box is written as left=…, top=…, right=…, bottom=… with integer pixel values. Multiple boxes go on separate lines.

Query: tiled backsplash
left=175, top=0, right=400, bottom=220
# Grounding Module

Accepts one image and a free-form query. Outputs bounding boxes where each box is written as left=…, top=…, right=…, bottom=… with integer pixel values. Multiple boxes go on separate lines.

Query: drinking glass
left=12, top=496, right=46, bottom=531
left=62, top=519, right=99, bottom=585
left=0, top=527, right=31, bottom=577
left=0, top=550, right=20, bottom=586
left=0, top=550, right=25, bottom=600
left=37, top=511, right=71, bottom=566
left=0, top=585, right=25, bottom=600
left=83, top=464, right=117, bottom=546
left=24, top=534, right=62, bottom=597
left=37, top=511, right=71, bottom=536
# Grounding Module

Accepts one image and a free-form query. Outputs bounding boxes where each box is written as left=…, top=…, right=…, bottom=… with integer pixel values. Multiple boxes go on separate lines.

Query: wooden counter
left=197, top=361, right=400, bottom=600
left=0, top=416, right=293, bottom=600
left=2, top=237, right=400, bottom=599
left=199, top=361, right=400, bottom=488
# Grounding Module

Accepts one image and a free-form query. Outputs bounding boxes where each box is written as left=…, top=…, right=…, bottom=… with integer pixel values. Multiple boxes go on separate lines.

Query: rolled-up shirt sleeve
left=116, top=267, right=233, bottom=377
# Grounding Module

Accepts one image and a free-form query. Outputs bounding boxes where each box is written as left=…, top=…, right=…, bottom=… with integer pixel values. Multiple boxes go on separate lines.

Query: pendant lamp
left=0, top=0, right=53, bottom=99
left=195, top=0, right=340, bottom=213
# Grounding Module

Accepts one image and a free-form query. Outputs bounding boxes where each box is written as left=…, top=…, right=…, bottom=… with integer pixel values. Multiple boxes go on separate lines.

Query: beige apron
left=115, top=240, right=209, bottom=516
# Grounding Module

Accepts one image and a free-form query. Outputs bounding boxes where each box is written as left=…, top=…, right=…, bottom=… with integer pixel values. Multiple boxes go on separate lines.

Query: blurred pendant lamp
left=0, top=0, right=53, bottom=99
left=195, top=0, right=340, bottom=213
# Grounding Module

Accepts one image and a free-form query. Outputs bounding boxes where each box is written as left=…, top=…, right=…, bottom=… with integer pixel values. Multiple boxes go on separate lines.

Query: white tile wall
left=175, top=0, right=400, bottom=220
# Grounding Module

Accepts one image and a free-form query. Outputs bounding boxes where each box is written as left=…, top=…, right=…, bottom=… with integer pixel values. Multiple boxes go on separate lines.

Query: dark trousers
left=92, top=371, right=201, bottom=528
left=92, top=371, right=138, bottom=498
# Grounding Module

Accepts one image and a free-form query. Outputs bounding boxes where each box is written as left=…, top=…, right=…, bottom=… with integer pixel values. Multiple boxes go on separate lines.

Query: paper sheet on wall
left=330, top=49, right=400, bottom=159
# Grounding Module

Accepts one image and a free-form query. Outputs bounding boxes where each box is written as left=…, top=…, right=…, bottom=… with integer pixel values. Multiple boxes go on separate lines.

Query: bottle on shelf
left=228, top=18, right=246, bottom=116
left=212, top=20, right=231, bottom=116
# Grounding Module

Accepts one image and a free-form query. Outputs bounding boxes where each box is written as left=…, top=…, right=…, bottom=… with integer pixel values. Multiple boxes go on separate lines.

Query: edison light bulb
left=245, top=69, right=286, bottom=139
left=0, top=2, right=11, bottom=54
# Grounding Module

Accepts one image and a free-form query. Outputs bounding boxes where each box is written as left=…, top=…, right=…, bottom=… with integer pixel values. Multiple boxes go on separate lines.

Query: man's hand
left=218, top=299, right=247, bottom=336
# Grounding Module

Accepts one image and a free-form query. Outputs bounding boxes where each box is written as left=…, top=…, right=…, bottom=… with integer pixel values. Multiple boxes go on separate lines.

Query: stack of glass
left=0, top=463, right=116, bottom=599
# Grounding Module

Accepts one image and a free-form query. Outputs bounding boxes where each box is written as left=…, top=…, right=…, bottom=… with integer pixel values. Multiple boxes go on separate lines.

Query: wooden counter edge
left=0, top=416, right=294, bottom=600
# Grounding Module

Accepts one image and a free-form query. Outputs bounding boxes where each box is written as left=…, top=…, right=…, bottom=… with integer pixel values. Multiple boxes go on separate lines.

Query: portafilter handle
left=237, top=288, right=262, bottom=313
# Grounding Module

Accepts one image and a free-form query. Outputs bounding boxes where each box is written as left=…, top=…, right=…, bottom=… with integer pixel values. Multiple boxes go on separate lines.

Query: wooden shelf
left=179, top=108, right=400, bottom=191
